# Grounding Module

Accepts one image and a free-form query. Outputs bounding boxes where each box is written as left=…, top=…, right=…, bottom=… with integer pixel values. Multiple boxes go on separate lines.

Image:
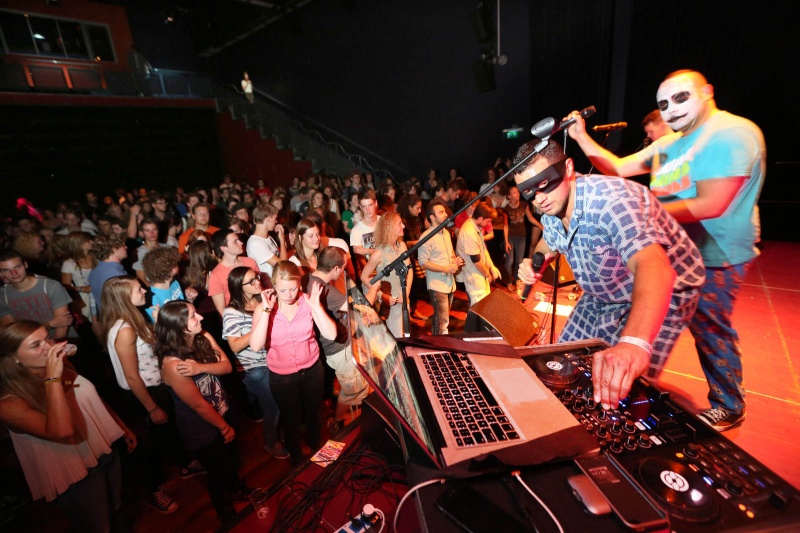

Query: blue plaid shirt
left=542, top=175, right=705, bottom=374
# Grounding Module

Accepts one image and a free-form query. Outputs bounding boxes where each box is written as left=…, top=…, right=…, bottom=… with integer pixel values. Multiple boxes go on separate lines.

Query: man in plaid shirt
left=515, top=140, right=705, bottom=412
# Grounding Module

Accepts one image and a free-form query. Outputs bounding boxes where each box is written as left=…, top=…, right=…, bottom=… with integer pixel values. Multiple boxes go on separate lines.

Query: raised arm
left=567, top=111, right=650, bottom=177
left=249, top=288, right=276, bottom=352
left=0, top=341, right=76, bottom=441
left=306, top=282, right=337, bottom=340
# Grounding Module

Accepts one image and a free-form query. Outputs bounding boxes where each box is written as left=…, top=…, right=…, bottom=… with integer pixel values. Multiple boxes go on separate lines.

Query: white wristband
left=619, top=336, right=652, bottom=355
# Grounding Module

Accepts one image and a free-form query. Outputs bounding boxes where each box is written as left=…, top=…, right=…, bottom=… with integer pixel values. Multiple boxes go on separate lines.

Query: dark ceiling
left=100, top=0, right=316, bottom=57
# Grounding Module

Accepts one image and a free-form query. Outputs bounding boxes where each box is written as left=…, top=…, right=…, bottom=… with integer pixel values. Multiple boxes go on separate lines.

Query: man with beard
left=515, top=140, right=705, bottom=415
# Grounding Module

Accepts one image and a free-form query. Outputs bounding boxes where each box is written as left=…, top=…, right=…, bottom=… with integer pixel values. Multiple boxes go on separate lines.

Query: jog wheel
left=531, top=354, right=579, bottom=386
left=634, top=456, right=719, bottom=523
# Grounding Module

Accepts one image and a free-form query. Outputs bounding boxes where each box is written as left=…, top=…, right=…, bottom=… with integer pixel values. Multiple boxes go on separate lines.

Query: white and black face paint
left=657, top=74, right=708, bottom=134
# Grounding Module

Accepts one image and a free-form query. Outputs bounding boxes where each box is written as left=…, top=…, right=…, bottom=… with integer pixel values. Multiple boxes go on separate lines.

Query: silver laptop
left=346, top=286, right=595, bottom=470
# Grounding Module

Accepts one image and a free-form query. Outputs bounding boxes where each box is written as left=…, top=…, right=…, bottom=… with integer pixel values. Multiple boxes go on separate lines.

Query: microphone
left=530, top=106, right=596, bottom=140
left=592, top=122, right=628, bottom=132
left=520, top=252, right=546, bottom=303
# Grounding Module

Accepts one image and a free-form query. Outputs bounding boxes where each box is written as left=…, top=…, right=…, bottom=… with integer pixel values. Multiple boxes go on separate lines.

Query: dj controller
left=520, top=340, right=800, bottom=532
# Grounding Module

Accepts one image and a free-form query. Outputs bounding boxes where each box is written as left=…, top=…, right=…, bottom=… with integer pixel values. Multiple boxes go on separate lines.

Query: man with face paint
left=566, top=69, right=766, bottom=431
left=516, top=140, right=705, bottom=414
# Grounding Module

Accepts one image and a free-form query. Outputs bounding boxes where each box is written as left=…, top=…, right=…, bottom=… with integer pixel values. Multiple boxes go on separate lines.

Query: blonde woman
left=248, top=261, right=336, bottom=464
left=360, top=211, right=412, bottom=337
left=100, top=276, right=202, bottom=513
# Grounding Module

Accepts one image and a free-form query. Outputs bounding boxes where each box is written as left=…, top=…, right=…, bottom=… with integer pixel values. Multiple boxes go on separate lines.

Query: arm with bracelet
left=592, top=243, right=676, bottom=410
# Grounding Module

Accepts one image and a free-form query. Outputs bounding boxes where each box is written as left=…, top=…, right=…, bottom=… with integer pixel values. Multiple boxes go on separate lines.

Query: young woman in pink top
left=249, top=261, right=336, bottom=464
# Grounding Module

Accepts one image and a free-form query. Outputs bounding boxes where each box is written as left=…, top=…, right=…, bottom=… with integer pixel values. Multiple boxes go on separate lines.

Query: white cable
left=392, top=478, right=447, bottom=533
left=513, top=472, right=564, bottom=533
left=374, top=508, right=385, bottom=533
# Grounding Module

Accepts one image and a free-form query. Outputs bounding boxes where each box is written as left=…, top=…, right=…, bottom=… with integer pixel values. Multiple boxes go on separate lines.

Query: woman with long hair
left=307, top=191, right=335, bottom=238
left=360, top=212, right=412, bottom=337
left=248, top=261, right=336, bottom=464
left=154, top=300, right=242, bottom=522
left=60, top=231, right=98, bottom=323
left=100, top=275, right=201, bottom=513
left=289, top=218, right=321, bottom=275
left=222, top=267, right=288, bottom=459
left=0, top=321, right=136, bottom=533
left=396, top=194, right=427, bottom=320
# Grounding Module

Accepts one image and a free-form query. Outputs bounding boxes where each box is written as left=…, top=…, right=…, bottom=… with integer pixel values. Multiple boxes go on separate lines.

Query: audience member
left=88, top=234, right=129, bottom=315
left=133, top=218, right=171, bottom=286
left=308, top=248, right=374, bottom=433
left=222, top=267, right=288, bottom=459
left=0, top=321, right=136, bottom=533
left=456, top=203, right=500, bottom=306
left=178, top=203, right=219, bottom=255
left=502, top=185, right=541, bottom=292
left=142, top=247, right=194, bottom=322
left=154, top=301, right=242, bottom=523
left=208, top=229, right=258, bottom=316
left=360, top=212, right=412, bottom=338
left=0, top=250, right=73, bottom=341
left=100, top=276, right=201, bottom=514
left=60, top=231, right=98, bottom=325
left=248, top=261, right=337, bottom=465
left=418, top=200, right=463, bottom=335
left=246, top=204, right=287, bottom=277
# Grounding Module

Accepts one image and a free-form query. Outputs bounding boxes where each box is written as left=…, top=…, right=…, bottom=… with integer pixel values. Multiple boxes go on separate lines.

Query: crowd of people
left=0, top=159, right=545, bottom=530
left=0, top=68, right=764, bottom=532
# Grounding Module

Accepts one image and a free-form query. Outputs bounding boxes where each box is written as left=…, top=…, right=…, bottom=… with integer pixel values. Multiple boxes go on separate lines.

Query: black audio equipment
left=520, top=340, right=800, bottom=532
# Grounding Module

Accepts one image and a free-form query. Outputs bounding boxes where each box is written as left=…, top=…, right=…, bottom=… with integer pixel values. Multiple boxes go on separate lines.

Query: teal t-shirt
left=640, top=111, right=766, bottom=267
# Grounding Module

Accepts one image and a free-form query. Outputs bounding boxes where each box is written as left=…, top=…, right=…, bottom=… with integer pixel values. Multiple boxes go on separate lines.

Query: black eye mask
left=516, top=159, right=567, bottom=201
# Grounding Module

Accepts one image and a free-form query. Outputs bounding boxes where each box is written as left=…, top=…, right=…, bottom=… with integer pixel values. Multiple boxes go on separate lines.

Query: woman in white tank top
left=0, top=320, right=136, bottom=533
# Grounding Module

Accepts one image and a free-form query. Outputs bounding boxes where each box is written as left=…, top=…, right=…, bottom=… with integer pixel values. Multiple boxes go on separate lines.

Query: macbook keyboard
left=421, top=352, right=521, bottom=447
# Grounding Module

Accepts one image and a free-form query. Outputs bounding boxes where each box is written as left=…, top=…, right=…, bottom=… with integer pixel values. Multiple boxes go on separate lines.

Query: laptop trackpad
left=490, top=368, right=548, bottom=403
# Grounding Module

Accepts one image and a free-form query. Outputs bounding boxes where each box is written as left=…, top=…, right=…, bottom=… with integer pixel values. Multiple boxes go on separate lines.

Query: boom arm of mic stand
left=369, top=139, right=550, bottom=286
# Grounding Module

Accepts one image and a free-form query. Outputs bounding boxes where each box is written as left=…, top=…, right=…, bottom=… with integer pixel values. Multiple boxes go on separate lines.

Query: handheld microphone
left=531, top=106, right=596, bottom=140
left=592, top=122, right=628, bottom=132
left=520, top=252, right=546, bottom=303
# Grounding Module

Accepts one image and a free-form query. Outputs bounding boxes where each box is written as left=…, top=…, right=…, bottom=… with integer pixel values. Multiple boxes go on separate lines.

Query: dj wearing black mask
left=515, top=139, right=705, bottom=412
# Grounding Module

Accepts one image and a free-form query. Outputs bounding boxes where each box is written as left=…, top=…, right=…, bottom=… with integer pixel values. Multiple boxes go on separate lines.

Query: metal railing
left=215, top=83, right=410, bottom=182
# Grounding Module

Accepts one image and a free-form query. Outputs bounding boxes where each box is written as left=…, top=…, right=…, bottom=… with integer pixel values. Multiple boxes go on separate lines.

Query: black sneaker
left=146, top=487, right=179, bottom=514
left=179, top=459, right=206, bottom=479
left=697, top=407, right=746, bottom=431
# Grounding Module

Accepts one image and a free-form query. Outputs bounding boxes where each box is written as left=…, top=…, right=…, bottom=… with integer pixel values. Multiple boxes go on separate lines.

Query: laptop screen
left=346, top=283, right=438, bottom=459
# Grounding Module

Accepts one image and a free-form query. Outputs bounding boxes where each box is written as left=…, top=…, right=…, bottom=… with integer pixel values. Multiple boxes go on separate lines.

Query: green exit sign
left=503, top=127, right=524, bottom=140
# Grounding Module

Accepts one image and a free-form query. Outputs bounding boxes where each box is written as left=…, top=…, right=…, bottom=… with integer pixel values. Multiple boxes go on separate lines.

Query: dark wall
left=0, top=105, right=222, bottom=208
left=207, top=1, right=532, bottom=185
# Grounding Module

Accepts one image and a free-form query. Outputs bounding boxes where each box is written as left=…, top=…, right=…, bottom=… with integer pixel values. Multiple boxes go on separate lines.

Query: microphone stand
left=370, top=139, right=551, bottom=337
left=549, top=253, right=561, bottom=345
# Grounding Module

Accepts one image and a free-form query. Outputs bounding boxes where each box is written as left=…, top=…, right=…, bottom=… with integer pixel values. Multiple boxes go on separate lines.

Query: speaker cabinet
left=540, top=255, right=576, bottom=287
left=465, top=289, right=540, bottom=346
